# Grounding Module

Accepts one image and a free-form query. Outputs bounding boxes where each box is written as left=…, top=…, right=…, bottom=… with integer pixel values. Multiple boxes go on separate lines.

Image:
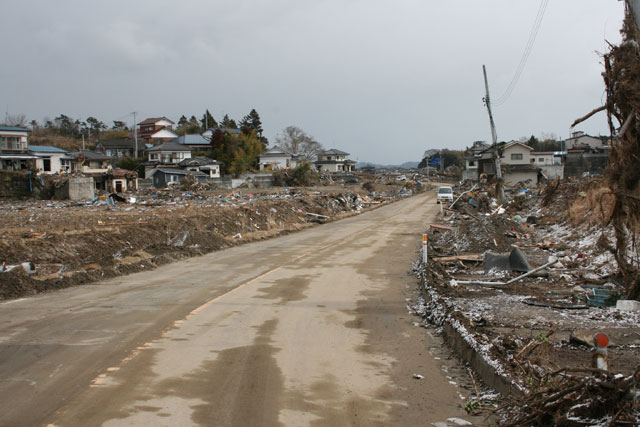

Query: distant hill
left=357, top=161, right=419, bottom=169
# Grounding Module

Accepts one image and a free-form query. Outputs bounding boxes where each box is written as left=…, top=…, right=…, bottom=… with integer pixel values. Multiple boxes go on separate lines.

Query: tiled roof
left=138, top=117, right=175, bottom=126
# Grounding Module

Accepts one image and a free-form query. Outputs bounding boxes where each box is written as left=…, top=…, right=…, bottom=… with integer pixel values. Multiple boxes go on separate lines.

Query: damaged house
left=470, top=141, right=540, bottom=186
left=0, top=126, right=37, bottom=171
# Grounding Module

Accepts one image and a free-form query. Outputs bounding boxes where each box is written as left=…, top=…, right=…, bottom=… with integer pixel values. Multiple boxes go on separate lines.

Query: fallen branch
left=571, top=105, right=606, bottom=128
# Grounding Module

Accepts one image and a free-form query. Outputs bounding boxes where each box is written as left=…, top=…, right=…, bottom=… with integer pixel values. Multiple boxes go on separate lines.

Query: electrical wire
left=494, top=0, right=549, bottom=107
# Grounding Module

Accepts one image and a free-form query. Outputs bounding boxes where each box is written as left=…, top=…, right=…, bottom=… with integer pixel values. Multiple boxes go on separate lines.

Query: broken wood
left=98, top=221, right=149, bottom=226
left=571, top=105, right=606, bottom=128
left=433, top=254, right=483, bottom=262
left=515, top=326, right=557, bottom=361
left=429, top=223, right=453, bottom=232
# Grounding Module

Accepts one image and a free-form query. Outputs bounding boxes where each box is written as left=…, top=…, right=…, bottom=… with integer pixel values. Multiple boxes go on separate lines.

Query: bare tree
left=275, top=126, right=324, bottom=160
left=3, top=113, right=27, bottom=127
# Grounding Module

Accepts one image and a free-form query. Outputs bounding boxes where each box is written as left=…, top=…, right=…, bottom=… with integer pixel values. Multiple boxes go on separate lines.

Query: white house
left=259, top=146, right=294, bottom=170
left=314, top=149, right=356, bottom=173
left=0, top=126, right=37, bottom=170
left=29, top=145, right=73, bottom=174
left=564, top=131, right=604, bottom=150
left=477, top=141, right=539, bottom=186
left=147, top=141, right=192, bottom=165
left=179, top=156, right=222, bottom=178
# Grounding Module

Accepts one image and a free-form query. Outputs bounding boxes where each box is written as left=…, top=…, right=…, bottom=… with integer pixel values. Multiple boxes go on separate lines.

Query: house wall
left=34, top=153, right=66, bottom=174
left=565, top=135, right=603, bottom=150
left=462, top=168, right=478, bottom=181
left=259, top=155, right=289, bottom=170
left=503, top=170, right=537, bottom=186
left=531, top=154, right=554, bottom=166
left=502, top=145, right=531, bottom=165
left=316, top=163, right=340, bottom=173
left=539, top=165, right=564, bottom=180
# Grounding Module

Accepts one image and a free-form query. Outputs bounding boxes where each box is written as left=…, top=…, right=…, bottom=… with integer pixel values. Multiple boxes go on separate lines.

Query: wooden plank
left=433, top=254, right=483, bottom=262
left=429, top=224, right=453, bottom=231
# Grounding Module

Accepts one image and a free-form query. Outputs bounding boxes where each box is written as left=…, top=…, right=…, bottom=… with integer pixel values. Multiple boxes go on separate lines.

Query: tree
left=86, top=117, right=106, bottom=135
left=201, top=109, right=217, bottom=129
left=220, top=114, right=238, bottom=129
left=177, top=115, right=189, bottom=129
left=2, top=113, right=27, bottom=127
left=112, top=121, right=129, bottom=131
left=275, top=126, right=324, bottom=160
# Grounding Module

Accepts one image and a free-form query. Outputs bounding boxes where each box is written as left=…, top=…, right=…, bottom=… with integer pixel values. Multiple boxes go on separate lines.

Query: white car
left=436, top=186, right=454, bottom=204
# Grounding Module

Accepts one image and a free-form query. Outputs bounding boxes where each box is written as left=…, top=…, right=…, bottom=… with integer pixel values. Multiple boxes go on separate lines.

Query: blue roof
left=0, top=126, right=30, bottom=132
left=29, top=145, right=69, bottom=153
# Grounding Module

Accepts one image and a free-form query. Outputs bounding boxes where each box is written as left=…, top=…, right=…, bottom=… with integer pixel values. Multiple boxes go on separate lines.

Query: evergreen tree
left=201, top=109, right=218, bottom=130
left=177, top=115, right=189, bottom=129
left=221, top=114, right=238, bottom=129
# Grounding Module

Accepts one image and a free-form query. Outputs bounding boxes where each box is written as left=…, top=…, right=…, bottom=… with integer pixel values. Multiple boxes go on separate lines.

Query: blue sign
left=430, top=157, right=441, bottom=166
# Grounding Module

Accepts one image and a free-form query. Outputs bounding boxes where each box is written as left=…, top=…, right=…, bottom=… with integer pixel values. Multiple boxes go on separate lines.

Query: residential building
left=564, top=131, right=605, bottom=150
left=0, top=126, right=37, bottom=170
left=95, top=139, right=135, bottom=158
left=314, top=149, right=356, bottom=172
left=148, top=168, right=209, bottom=188
left=477, top=141, right=539, bottom=186
left=179, top=156, right=222, bottom=178
left=259, top=146, right=294, bottom=170
left=29, top=145, right=73, bottom=174
left=201, top=127, right=242, bottom=140
left=136, top=117, right=178, bottom=145
left=172, top=134, right=211, bottom=151
left=74, top=150, right=114, bottom=173
left=146, top=141, right=192, bottom=165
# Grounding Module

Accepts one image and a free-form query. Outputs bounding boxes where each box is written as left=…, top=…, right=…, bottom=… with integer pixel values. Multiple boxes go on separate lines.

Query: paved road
left=0, top=190, right=475, bottom=426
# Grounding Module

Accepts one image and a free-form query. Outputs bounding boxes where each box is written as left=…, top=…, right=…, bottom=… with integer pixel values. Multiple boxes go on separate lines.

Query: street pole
left=482, top=65, right=505, bottom=201
left=133, top=111, right=138, bottom=159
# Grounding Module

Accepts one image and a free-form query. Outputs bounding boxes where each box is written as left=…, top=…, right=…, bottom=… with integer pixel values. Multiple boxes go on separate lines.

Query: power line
left=494, top=0, right=549, bottom=107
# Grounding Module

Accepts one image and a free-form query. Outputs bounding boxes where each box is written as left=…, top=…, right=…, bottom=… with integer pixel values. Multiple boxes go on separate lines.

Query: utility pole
left=133, top=112, right=138, bottom=159
left=482, top=65, right=505, bottom=201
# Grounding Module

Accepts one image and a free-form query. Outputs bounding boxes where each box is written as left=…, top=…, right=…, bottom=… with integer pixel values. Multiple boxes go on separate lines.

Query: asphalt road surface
left=0, top=190, right=478, bottom=426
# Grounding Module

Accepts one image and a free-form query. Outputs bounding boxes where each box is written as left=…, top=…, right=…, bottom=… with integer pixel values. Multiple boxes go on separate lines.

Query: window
left=511, top=153, right=523, bottom=161
left=468, top=160, right=475, bottom=167
left=539, top=158, right=545, bottom=163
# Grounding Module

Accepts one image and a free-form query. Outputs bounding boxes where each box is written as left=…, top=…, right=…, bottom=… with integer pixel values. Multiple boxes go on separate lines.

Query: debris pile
left=0, top=183, right=420, bottom=300
left=415, top=177, right=640, bottom=425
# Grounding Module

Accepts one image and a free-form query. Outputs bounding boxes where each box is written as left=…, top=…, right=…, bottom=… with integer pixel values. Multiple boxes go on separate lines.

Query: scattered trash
left=412, top=374, right=424, bottom=380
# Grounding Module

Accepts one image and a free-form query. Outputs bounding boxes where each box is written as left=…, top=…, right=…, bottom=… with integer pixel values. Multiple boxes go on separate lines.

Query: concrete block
left=68, top=177, right=95, bottom=200
left=616, top=299, right=640, bottom=312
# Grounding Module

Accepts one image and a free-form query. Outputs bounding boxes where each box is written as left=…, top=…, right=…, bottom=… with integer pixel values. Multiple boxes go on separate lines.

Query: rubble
left=414, top=177, right=640, bottom=425
left=0, top=181, right=424, bottom=300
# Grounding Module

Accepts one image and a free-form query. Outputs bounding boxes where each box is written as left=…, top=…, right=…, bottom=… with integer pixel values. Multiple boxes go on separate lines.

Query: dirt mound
left=0, top=186, right=416, bottom=300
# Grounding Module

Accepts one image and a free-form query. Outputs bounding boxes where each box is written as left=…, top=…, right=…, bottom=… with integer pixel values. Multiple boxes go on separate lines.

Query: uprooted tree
left=601, top=9, right=640, bottom=300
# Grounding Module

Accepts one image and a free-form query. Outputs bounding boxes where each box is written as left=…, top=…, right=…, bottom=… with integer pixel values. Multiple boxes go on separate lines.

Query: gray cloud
left=1, top=0, right=625, bottom=163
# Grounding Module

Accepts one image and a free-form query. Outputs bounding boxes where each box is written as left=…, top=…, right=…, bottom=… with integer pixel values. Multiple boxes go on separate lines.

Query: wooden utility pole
left=133, top=111, right=138, bottom=159
left=482, top=65, right=505, bottom=201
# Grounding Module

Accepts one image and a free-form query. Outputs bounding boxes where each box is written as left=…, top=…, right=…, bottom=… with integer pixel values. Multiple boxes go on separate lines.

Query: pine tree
left=201, top=109, right=218, bottom=130
left=221, top=114, right=238, bottom=129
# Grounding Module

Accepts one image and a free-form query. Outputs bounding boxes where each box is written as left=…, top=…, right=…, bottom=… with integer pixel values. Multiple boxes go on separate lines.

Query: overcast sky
left=1, top=0, right=625, bottom=164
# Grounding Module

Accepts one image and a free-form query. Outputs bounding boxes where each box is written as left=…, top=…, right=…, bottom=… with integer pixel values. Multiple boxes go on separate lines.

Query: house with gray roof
left=172, top=134, right=211, bottom=151
left=95, top=139, right=135, bottom=158
left=148, top=167, right=209, bottom=188
left=314, top=149, right=356, bottom=172
left=179, top=156, right=222, bottom=178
